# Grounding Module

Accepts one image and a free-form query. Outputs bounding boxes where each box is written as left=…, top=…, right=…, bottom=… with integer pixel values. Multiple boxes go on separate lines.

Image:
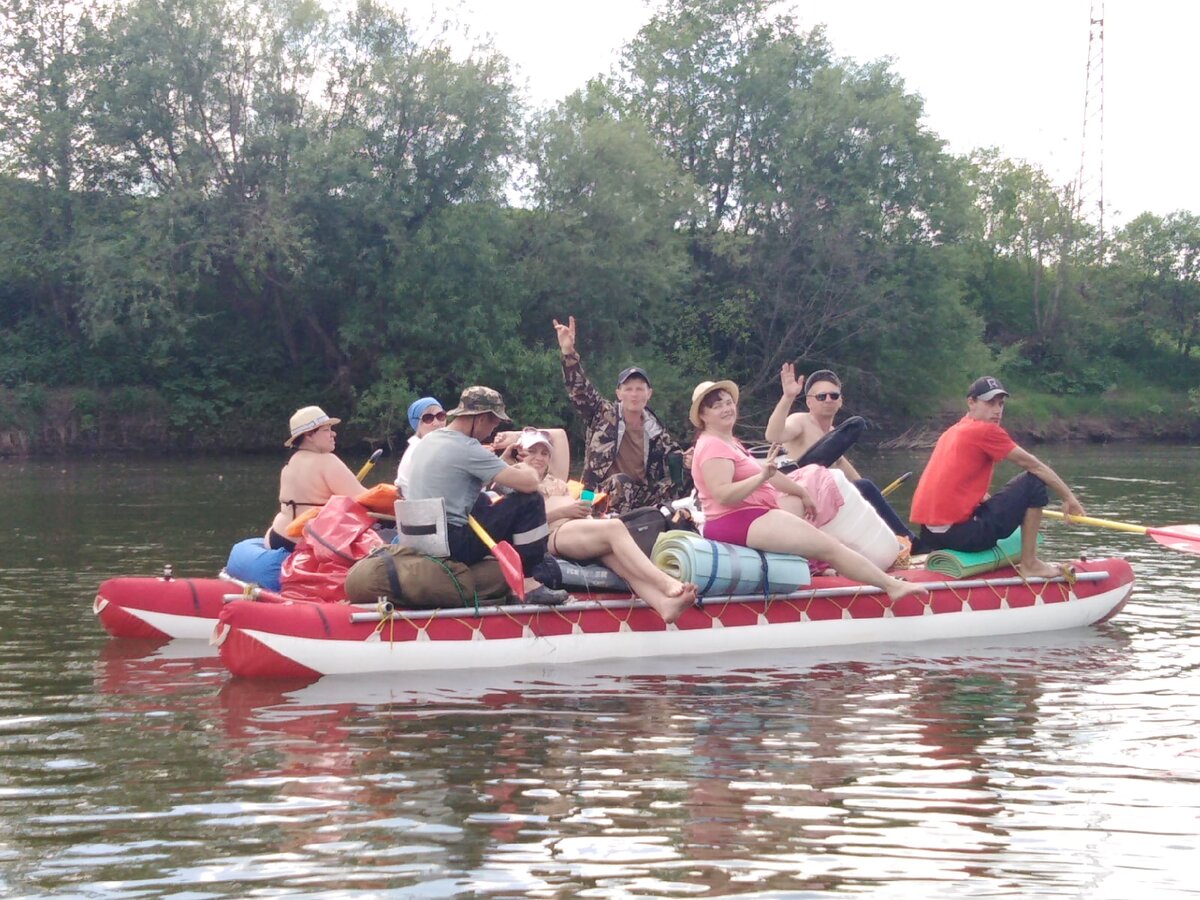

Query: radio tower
left=1075, top=1, right=1105, bottom=251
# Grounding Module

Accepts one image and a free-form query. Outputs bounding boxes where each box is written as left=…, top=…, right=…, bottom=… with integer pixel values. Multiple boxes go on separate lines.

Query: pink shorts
left=703, top=507, right=772, bottom=545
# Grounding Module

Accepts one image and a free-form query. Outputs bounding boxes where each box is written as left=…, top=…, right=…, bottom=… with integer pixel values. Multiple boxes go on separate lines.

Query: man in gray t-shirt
left=408, top=386, right=568, bottom=606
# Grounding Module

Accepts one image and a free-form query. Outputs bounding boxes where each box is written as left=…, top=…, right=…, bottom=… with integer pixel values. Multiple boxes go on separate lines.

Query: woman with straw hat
left=690, top=381, right=927, bottom=604
left=266, top=406, right=364, bottom=552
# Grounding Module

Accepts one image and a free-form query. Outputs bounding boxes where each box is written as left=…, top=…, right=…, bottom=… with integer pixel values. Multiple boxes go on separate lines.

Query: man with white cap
left=910, top=376, right=1086, bottom=577
left=407, top=386, right=568, bottom=606
left=267, top=406, right=364, bottom=551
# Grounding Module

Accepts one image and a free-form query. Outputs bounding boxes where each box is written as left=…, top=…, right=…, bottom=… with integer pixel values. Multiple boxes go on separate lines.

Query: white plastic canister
left=821, top=468, right=901, bottom=570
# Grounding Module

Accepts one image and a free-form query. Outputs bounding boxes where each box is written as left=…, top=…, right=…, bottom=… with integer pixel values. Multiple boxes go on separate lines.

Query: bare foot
left=884, top=576, right=929, bottom=603
left=1015, top=559, right=1060, bottom=579
left=657, top=582, right=698, bottom=624
left=664, top=579, right=691, bottom=599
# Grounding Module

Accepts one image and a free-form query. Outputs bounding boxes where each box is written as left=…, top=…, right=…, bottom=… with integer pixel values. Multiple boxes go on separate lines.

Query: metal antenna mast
left=1075, top=1, right=1105, bottom=249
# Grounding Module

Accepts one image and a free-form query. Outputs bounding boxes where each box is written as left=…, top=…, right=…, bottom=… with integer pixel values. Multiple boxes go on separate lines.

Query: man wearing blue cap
left=394, top=396, right=446, bottom=497
left=553, top=315, right=688, bottom=515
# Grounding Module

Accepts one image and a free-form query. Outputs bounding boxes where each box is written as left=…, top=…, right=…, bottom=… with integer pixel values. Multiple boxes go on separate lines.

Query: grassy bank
left=884, top=385, right=1200, bottom=449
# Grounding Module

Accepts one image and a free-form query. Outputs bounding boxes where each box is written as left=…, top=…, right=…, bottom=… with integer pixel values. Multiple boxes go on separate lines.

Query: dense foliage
left=1, top=0, right=1197, bottom=454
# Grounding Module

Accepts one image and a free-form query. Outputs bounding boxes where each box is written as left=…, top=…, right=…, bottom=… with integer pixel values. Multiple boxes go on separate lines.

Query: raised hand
left=552, top=316, right=577, bottom=355
left=492, top=431, right=518, bottom=451
left=780, top=362, right=805, bottom=400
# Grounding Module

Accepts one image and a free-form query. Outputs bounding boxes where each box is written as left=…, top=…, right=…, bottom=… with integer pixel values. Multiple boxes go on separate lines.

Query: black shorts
left=918, top=472, right=1049, bottom=554
left=267, top=529, right=297, bottom=553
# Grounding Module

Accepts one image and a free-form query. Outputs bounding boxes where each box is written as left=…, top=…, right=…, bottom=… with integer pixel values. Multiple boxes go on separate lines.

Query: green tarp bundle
left=924, top=528, right=1039, bottom=578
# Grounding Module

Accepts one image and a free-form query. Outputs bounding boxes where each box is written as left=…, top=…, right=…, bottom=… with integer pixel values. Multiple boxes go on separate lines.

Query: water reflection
left=69, top=632, right=1156, bottom=896
left=3, top=447, right=1200, bottom=896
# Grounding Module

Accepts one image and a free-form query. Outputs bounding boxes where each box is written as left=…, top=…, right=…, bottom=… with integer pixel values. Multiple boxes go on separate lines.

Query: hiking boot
left=524, top=585, right=570, bottom=607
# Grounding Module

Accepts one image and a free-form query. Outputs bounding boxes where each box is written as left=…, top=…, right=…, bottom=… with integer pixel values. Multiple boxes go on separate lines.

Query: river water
left=1, top=445, right=1198, bottom=898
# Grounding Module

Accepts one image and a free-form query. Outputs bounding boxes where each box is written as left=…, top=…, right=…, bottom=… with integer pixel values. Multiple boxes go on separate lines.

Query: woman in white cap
left=513, top=426, right=698, bottom=623
left=690, top=381, right=927, bottom=604
left=266, top=406, right=364, bottom=552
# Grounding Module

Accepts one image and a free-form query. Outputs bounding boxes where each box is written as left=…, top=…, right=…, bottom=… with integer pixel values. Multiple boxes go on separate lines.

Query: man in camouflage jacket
left=554, top=316, right=687, bottom=515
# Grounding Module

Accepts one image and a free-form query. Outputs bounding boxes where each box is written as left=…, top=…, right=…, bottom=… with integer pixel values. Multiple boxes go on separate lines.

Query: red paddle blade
left=1148, top=524, right=1200, bottom=555
left=491, top=540, right=526, bottom=600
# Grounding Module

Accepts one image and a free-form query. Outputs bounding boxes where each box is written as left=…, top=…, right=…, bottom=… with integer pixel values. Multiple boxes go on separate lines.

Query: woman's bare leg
left=595, top=551, right=697, bottom=622
left=746, top=509, right=926, bottom=602
left=553, top=519, right=697, bottom=622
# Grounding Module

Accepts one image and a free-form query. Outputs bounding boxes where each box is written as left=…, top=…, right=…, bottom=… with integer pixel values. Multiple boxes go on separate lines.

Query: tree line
left=2, top=0, right=1197, bottom=454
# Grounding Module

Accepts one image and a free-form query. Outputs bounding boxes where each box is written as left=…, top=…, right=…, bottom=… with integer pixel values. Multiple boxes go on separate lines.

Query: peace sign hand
left=761, top=443, right=781, bottom=482
left=553, top=316, right=577, bottom=355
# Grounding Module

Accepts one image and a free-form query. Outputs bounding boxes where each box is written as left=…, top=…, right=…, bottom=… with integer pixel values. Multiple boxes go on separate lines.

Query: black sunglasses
left=421, top=411, right=447, bottom=424
left=808, top=391, right=841, bottom=402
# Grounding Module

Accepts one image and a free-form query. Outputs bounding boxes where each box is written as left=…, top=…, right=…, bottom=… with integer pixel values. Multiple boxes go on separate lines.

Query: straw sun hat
left=284, top=405, right=341, bottom=447
left=689, top=380, right=739, bottom=426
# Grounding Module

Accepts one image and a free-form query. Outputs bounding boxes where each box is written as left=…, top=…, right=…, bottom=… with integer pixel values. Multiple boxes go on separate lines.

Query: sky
left=389, top=0, right=1197, bottom=227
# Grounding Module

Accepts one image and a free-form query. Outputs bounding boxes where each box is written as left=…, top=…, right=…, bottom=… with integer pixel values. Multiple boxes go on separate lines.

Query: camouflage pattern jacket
left=561, top=351, right=682, bottom=504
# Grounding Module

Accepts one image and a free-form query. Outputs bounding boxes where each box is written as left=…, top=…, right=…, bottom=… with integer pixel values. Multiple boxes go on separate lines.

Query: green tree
left=518, top=86, right=698, bottom=360
left=964, top=150, right=1091, bottom=356
left=316, top=0, right=523, bottom=394
left=617, top=0, right=981, bottom=411
left=1111, top=211, right=1200, bottom=360
left=0, top=0, right=112, bottom=333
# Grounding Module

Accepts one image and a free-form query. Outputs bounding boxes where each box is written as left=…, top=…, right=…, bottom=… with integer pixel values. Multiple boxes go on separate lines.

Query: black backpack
left=619, top=506, right=698, bottom=558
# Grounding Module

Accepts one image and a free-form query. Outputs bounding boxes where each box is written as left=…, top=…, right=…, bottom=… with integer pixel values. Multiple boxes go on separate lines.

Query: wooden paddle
left=880, top=471, right=912, bottom=498
left=356, top=448, right=384, bottom=481
left=467, top=515, right=526, bottom=600
left=1044, top=509, right=1200, bottom=555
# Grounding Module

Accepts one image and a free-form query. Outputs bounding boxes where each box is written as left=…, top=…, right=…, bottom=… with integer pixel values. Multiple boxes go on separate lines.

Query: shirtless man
left=268, top=406, right=364, bottom=551
left=909, top=376, right=1086, bottom=576
left=765, top=364, right=914, bottom=540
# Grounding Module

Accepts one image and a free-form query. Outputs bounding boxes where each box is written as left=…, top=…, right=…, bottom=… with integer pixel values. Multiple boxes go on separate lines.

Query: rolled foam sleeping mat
left=554, top=558, right=630, bottom=592
left=651, top=530, right=811, bottom=598
left=923, top=528, right=1039, bottom=578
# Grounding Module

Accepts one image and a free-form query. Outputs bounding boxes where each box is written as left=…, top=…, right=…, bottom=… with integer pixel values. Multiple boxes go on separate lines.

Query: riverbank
left=882, top=385, right=1200, bottom=449
left=3, top=384, right=1198, bottom=457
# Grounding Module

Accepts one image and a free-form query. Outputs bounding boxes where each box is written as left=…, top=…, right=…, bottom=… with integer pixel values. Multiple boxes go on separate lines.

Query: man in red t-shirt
left=910, top=376, right=1085, bottom=577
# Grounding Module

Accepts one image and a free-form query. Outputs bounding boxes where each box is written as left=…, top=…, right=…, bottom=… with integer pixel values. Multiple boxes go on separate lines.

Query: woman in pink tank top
left=689, top=380, right=927, bottom=605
